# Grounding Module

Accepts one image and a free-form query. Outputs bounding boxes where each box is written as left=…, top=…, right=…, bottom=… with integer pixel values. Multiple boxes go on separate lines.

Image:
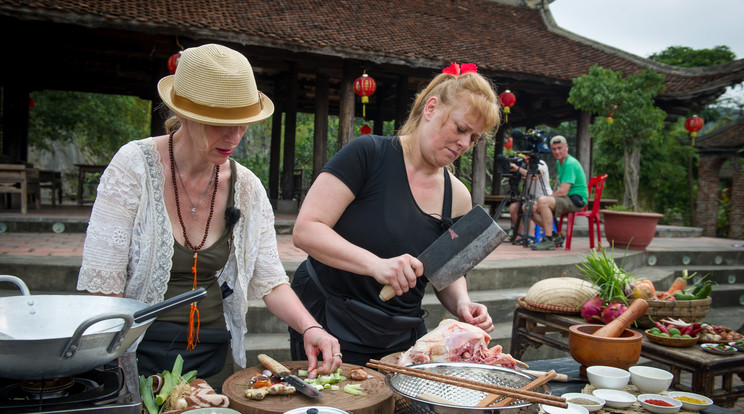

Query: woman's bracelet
left=302, top=325, right=326, bottom=336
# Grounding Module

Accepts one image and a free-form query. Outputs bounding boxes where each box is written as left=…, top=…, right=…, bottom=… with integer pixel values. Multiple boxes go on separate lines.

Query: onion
left=262, top=369, right=272, bottom=377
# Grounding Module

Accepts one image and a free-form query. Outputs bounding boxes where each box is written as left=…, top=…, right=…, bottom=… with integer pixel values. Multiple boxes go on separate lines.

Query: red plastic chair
left=557, top=174, right=608, bottom=250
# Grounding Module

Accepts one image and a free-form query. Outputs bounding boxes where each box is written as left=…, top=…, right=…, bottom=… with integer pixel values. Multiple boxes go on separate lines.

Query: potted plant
left=601, top=205, right=664, bottom=250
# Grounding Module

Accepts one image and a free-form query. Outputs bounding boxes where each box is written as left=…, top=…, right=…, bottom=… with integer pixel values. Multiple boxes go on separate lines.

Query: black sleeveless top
left=309, top=135, right=455, bottom=320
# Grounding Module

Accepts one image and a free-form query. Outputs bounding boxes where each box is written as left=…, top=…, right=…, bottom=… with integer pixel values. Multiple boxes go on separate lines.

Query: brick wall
left=696, top=153, right=743, bottom=238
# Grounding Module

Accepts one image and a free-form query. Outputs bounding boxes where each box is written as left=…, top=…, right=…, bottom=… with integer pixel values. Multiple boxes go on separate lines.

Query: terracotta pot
left=601, top=209, right=664, bottom=250
left=568, top=324, right=642, bottom=375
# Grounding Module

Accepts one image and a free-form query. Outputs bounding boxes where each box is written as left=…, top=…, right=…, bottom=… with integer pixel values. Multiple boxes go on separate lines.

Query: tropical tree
left=648, top=45, right=736, bottom=67
left=568, top=65, right=667, bottom=211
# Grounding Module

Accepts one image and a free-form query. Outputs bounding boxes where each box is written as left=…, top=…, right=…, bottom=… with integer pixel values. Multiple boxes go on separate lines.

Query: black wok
left=0, top=275, right=206, bottom=380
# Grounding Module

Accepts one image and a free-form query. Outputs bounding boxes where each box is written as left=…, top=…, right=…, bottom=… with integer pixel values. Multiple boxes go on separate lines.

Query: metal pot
left=0, top=275, right=206, bottom=380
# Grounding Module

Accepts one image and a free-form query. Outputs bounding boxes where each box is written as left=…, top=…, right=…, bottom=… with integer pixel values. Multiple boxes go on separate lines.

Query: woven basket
left=644, top=329, right=699, bottom=347
left=634, top=297, right=712, bottom=329
left=520, top=277, right=599, bottom=314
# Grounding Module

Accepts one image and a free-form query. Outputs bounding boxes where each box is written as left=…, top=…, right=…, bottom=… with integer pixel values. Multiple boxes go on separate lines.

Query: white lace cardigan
left=77, top=138, right=288, bottom=367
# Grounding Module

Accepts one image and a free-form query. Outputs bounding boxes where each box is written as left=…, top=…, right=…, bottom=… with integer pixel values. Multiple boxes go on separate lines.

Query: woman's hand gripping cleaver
left=380, top=205, right=508, bottom=301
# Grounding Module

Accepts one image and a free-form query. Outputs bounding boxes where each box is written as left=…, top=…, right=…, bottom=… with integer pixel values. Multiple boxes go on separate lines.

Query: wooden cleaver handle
left=257, top=353, right=291, bottom=376
left=379, top=285, right=396, bottom=301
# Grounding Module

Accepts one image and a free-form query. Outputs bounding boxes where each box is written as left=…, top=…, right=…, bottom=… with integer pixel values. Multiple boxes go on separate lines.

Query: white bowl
left=591, top=389, right=636, bottom=408
left=586, top=365, right=630, bottom=389
left=637, top=394, right=683, bottom=413
left=561, top=393, right=605, bottom=412
left=667, top=391, right=714, bottom=411
left=629, top=365, right=674, bottom=393
left=541, top=402, right=589, bottom=414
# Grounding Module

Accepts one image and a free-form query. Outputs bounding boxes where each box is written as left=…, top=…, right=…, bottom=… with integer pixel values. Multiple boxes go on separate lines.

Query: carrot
left=667, top=277, right=687, bottom=296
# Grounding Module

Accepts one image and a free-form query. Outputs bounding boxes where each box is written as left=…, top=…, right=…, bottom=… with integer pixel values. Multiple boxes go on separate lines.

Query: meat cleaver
left=380, top=205, right=507, bottom=301
left=257, top=354, right=323, bottom=398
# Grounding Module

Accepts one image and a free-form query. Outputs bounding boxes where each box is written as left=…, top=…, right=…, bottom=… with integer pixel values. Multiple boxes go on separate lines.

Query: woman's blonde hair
left=399, top=71, right=501, bottom=141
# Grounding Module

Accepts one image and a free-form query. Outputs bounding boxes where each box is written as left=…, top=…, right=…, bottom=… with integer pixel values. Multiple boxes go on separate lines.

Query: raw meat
left=397, top=319, right=519, bottom=368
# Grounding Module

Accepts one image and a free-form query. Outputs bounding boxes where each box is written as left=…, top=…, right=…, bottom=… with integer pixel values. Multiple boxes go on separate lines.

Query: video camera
left=511, top=128, right=551, bottom=154
left=494, top=128, right=550, bottom=177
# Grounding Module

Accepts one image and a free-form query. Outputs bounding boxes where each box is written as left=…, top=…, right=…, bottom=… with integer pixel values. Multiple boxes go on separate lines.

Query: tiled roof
left=697, top=117, right=744, bottom=150
left=3, top=0, right=742, bottom=96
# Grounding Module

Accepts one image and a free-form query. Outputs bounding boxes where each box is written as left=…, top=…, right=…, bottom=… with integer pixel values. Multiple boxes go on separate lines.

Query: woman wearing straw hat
left=77, top=43, right=341, bottom=380
left=290, top=63, right=499, bottom=366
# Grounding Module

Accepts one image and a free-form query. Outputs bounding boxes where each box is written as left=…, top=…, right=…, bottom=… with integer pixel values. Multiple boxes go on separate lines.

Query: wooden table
left=75, top=164, right=107, bottom=206
left=510, top=306, right=744, bottom=407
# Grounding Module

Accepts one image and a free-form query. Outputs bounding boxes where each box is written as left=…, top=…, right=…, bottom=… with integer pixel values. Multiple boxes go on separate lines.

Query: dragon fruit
left=580, top=295, right=604, bottom=323
left=600, top=301, right=628, bottom=324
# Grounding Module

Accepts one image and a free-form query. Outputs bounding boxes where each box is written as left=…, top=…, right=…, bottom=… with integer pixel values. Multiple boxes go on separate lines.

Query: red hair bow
left=442, top=62, right=478, bottom=75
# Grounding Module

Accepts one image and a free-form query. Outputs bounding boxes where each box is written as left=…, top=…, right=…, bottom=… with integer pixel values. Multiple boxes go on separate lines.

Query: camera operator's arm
left=510, top=162, right=540, bottom=179
left=552, top=182, right=572, bottom=197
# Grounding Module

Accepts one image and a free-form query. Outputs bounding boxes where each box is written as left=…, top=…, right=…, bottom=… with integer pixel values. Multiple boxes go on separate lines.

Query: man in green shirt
left=531, top=135, right=588, bottom=250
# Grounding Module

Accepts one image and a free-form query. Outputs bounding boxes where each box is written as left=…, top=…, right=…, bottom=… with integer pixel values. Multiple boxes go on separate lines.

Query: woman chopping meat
left=77, top=43, right=341, bottom=381
left=290, top=63, right=500, bottom=366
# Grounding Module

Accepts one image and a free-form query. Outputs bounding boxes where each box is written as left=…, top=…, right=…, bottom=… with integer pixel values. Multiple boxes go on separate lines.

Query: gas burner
left=0, top=354, right=141, bottom=414
left=20, top=377, right=76, bottom=400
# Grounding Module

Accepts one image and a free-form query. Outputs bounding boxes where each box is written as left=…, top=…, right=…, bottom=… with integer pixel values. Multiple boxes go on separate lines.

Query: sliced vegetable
left=343, top=383, right=368, bottom=397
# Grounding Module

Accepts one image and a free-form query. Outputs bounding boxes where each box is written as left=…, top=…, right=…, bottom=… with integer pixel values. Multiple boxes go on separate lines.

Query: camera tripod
left=493, top=162, right=549, bottom=247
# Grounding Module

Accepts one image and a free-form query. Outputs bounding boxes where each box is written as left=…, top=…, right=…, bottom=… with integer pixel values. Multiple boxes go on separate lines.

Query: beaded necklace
left=169, top=131, right=220, bottom=350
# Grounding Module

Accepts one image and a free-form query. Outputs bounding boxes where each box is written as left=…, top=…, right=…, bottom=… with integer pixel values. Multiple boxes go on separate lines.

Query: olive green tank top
left=158, top=160, right=237, bottom=330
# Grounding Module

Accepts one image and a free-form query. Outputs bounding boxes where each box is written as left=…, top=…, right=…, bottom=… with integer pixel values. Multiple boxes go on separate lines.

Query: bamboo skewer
left=367, top=359, right=567, bottom=408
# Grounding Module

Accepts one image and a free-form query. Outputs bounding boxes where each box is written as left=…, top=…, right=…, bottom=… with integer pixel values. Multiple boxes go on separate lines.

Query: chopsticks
left=477, top=369, right=557, bottom=407
left=367, top=359, right=567, bottom=408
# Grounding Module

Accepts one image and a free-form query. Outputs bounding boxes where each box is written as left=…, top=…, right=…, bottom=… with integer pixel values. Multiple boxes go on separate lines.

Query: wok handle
left=133, top=288, right=207, bottom=324
left=0, top=275, right=30, bottom=296
left=63, top=313, right=134, bottom=358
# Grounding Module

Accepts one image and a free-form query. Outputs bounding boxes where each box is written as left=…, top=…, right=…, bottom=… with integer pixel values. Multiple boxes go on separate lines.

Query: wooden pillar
left=728, top=157, right=743, bottom=239
left=492, top=125, right=507, bottom=195
left=2, top=85, right=30, bottom=162
left=395, top=75, right=409, bottom=133
left=338, top=62, right=355, bottom=149
left=280, top=63, right=298, bottom=200
left=313, top=72, right=329, bottom=180
left=268, top=75, right=284, bottom=202
left=471, top=138, right=487, bottom=207
left=576, top=110, right=592, bottom=179
left=372, top=84, right=384, bottom=135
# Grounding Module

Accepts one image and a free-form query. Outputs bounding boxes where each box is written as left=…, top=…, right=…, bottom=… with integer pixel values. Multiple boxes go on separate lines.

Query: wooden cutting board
left=222, top=361, right=394, bottom=414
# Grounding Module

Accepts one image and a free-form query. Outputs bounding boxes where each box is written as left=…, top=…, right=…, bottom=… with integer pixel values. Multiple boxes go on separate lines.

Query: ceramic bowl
left=667, top=391, right=714, bottom=411
left=561, top=393, right=605, bottom=412
left=629, top=365, right=674, bottom=393
left=541, top=402, right=589, bottom=414
left=637, top=394, right=682, bottom=413
left=591, top=389, right=636, bottom=409
left=586, top=365, right=630, bottom=390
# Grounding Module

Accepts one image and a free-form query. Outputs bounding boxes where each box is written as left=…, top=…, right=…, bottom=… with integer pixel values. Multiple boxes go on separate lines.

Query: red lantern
left=28, top=98, right=35, bottom=110
left=167, top=51, right=182, bottom=74
left=684, top=115, right=704, bottom=145
left=498, top=90, right=516, bottom=123
left=360, top=125, right=372, bottom=135
left=353, top=73, right=377, bottom=118
left=504, top=137, right=513, bottom=150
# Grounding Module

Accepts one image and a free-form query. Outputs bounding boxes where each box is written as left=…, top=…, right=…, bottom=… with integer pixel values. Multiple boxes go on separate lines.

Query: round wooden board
left=222, top=361, right=394, bottom=414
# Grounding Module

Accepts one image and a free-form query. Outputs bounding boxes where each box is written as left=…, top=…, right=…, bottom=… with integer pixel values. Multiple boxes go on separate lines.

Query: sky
left=549, top=0, right=744, bottom=59
left=549, top=0, right=744, bottom=103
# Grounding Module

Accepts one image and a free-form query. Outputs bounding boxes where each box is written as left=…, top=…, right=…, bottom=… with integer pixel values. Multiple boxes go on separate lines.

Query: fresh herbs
left=576, top=247, right=634, bottom=305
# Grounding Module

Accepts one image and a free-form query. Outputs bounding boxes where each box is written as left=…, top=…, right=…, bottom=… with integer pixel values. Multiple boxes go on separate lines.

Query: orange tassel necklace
left=169, top=132, right=219, bottom=350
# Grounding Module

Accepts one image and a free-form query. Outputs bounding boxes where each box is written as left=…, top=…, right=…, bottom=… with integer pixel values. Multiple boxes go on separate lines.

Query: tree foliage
left=568, top=65, right=667, bottom=210
left=29, top=90, right=151, bottom=162
left=648, top=45, right=736, bottom=67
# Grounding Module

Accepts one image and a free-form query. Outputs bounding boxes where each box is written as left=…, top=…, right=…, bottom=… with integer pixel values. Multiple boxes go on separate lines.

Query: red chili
left=645, top=399, right=673, bottom=407
left=655, top=321, right=670, bottom=335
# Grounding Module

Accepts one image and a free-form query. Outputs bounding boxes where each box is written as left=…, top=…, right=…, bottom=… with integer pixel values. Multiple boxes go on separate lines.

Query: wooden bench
left=483, top=195, right=618, bottom=217
left=75, top=164, right=107, bottom=206
left=39, top=170, right=63, bottom=206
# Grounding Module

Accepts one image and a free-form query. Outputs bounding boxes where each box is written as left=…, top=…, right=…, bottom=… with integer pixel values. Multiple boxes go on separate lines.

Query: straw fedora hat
left=158, top=43, right=274, bottom=126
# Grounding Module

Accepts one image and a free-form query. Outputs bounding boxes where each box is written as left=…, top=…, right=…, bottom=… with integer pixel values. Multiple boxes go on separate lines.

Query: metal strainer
left=385, top=362, right=551, bottom=414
